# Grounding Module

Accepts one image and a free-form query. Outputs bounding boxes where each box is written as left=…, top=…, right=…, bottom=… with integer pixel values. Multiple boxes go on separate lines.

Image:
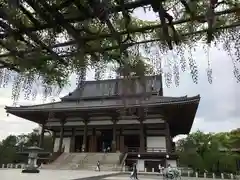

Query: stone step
left=46, top=152, right=123, bottom=170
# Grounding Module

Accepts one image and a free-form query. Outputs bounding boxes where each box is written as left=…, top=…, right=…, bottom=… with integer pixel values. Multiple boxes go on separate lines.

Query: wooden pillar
left=119, top=128, right=125, bottom=152
left=116, top=134, right=120, bottom=151
left=138, top=107, right=146, bottom=153
left=70, top=128, right=76, bottom=152
left=58, top=119, right=65, bottom=152
left=139, top=119, right=145, bottom=152
left=92, top=128, right=97, bottom=152
left=89, top=136, right=93, bottom=152
left=39, top=121, right=45, bottom=148
left=82, top=119, right=88, bottom=152
left=165, top=122, right=171, bottom=153
left=89, top=128, right=96, bottom=152
left=52, top=131, right=56, bottom=153
left=112, top=119, right=117, bottom=152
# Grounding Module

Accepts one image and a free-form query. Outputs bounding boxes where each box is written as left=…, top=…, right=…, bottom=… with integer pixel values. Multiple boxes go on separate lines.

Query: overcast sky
left=0, top=8, right=239, bottom=141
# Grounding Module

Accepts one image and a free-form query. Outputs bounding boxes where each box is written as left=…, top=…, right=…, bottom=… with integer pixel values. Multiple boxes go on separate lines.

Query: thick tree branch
left=0, top=7, right=238, bottom=59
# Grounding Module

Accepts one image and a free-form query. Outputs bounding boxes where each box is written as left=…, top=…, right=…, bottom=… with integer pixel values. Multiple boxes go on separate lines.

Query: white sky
left=0, top=7, right=239, bottom=141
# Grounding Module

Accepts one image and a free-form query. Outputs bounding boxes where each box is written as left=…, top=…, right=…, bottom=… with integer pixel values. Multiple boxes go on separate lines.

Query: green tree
left=0, top=130, right=54, bottom=165
left=178, top=150, right=204, bottom=171
left=177, top=130, right=240, bottom=173
left=0, top=135, right=18, bottom=165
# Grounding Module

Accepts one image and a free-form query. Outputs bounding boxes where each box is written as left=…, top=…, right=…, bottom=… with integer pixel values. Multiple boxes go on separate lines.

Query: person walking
left=130, top=163, right=138, bottom=180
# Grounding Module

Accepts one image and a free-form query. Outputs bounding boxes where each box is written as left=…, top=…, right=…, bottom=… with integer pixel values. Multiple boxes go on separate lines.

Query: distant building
left=5, top=75, right=200, bottom=171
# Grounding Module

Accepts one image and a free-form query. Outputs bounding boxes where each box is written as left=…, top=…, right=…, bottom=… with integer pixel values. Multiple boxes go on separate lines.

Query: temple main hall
left=5, top=75, right=200, bottom=171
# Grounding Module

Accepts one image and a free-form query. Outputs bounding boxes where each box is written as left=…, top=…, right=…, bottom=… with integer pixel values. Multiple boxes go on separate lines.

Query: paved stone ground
left=103, top=174, right=161, bottom=180
left=101, top=174, right=214, bottom=180
left=1, top=169, right=119, bottom=180
left=0, top=170, right=224, bottom=180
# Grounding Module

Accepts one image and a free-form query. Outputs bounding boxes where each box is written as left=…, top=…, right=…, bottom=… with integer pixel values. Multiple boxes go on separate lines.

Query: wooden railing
left=146, top=147, right=167, bottom=152
left=127, top=147, right=167, bottom=153
left=127, top=147, right=139, bottom=152
left=120, top=153, right=128, bottom=166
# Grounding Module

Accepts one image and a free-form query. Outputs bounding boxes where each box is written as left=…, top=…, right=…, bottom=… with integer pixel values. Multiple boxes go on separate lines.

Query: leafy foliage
left=177, top=130, right=240, bottom=173
left=0, top=0, right=239, bottom=103
left=0, top=129, right=53, bottom=165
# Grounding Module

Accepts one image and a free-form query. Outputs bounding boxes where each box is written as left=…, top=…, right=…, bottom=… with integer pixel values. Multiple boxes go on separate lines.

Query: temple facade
left=5, top=75, right=200, bottom=171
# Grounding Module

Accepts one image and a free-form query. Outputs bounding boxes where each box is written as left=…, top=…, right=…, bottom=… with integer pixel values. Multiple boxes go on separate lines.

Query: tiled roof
left=61, top=75, right=162, bottom=101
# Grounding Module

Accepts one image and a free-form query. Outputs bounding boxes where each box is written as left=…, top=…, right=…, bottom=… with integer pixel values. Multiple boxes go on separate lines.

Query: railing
left=120, top=153, right=128, bottom=171
left=127, top=147, right=167, bottom=153
left=127, top=147, right=139, bottom=152
left=146, top=147, right=166, bottom=152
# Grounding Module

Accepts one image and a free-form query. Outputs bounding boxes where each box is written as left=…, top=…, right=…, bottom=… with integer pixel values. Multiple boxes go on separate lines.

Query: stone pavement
left=1, top=169, right=119, bottom=180
left=0, top=169, right=224, bottom=180
left=102, top=174, right=215, bottom=180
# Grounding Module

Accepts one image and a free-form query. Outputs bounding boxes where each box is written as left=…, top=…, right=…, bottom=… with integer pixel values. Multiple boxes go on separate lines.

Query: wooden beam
left=0, top=7, right=238, bottom=59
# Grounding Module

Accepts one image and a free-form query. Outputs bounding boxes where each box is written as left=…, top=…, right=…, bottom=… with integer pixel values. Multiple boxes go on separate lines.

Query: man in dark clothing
left=130, top=163, right=138, bottom=180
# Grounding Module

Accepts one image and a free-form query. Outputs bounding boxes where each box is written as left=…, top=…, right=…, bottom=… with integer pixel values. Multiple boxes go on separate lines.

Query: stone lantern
left=21, top=146, right=43, bottom=173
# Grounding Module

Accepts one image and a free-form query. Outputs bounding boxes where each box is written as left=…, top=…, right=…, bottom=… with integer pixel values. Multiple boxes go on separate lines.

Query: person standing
left=158, top=164, right=163, bottom=175
left=96, top=161, right=100, bottom=171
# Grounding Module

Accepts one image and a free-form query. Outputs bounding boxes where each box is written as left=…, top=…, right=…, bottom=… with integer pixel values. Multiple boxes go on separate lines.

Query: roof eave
left=171, top=100, right=200, bottom=136
left=4, top=97, right=200, bottom=113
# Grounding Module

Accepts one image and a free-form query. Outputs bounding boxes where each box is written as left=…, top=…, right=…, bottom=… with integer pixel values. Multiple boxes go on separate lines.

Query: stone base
left=22, top=168, right=40, bottom=173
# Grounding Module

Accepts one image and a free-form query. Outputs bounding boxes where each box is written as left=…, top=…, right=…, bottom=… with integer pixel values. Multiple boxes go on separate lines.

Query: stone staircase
left=45, top=152, right=124, bottom=171
left=44, top=153, right=87, bottom=169
left=79, top=153, right=122, bottom=171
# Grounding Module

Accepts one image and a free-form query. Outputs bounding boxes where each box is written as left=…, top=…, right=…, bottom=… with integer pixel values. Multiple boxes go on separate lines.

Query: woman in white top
left=158, top=164, right=163, bottom=175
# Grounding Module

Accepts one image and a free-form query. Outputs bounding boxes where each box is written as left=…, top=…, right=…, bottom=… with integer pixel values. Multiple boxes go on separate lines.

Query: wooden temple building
left=5, top=75, right=200, bottom=171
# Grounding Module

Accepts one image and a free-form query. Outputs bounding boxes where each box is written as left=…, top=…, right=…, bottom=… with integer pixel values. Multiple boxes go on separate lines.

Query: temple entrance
left=75, top=135, right=83, bottom=152
left=124, top=135, right=140, bottom=152
left=97, top=130, right=113, bottom=152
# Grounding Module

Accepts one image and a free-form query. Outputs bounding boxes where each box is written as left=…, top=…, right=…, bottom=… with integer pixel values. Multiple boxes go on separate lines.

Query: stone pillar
left=112, top=119, right=117, bottom=152
left=165, top=122, right=171, bottom=153
left=52, top=131, right=56, bottom=153
left=39, top=121, right=45, bottom=148
left=70, top=128, right=76, bottom=152
left=139, top=119, right=145, bottom=152
left=58, top=119, right=65, bottom=152
left=82, top=120, right=88, bottom=152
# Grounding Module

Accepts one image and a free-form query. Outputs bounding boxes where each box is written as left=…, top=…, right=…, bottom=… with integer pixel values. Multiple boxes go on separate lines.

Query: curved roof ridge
left=5, top=101, right=60, bottom=109
left=155, top=94, right=199, bottom=100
